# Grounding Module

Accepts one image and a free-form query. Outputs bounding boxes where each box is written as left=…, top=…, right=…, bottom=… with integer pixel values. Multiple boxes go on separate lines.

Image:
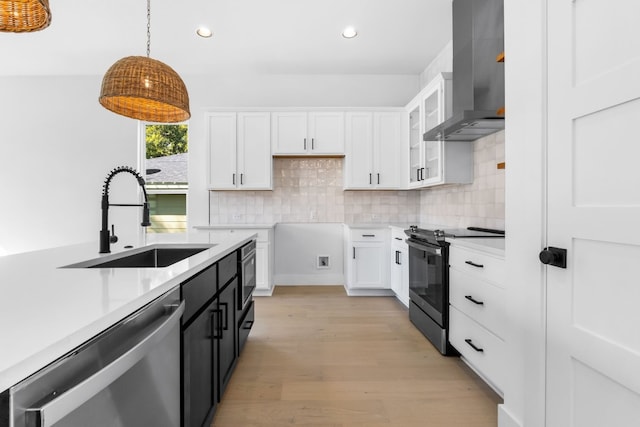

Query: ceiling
left=0, top=0, right=452, bottom=77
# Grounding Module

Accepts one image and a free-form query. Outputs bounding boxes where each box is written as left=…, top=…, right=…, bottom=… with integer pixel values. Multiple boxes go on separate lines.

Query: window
left=142, top=123, right=188, bottom=233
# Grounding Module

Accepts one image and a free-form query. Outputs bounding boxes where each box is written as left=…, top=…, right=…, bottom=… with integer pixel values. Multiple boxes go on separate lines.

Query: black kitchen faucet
left=99, top=166, right=151, bottom=253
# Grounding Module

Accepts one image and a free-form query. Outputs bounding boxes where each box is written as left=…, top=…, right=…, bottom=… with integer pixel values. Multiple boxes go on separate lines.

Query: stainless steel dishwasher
left=8, top=288, right=184, bottom=427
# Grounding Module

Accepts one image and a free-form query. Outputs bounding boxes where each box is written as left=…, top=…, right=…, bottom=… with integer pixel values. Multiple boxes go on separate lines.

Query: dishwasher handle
left=24, top=300, right=185, bottom=427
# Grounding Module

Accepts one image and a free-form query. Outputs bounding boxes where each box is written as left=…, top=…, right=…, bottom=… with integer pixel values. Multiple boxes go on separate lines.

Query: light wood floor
left=212, top=286, right=501, bottom=427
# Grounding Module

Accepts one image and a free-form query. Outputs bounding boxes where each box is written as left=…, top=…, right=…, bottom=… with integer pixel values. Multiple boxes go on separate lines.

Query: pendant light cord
left=146, top=0, right=151, bottom=57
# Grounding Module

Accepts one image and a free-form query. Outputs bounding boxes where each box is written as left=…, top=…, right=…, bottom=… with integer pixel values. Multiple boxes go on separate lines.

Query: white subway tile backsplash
left=419, top=130, right=505, bottom=229
left=209, top=158, right=420, bottom=224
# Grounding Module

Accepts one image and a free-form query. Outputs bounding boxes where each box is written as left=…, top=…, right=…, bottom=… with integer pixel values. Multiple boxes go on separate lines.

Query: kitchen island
left=0, top=231, right=256, bottom=393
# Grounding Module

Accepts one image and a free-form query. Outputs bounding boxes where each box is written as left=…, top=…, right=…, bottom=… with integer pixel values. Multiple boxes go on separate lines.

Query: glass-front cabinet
left=407, top=73, right=452, bottom=189
left=406, top=72, right=473, bottom=188
left=408, top=102, right=423, bottom=187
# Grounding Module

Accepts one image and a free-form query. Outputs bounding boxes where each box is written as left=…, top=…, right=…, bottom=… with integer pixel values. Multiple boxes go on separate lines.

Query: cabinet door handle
left=353, top=247, right=356, bottom=259
left=465, top=295, right=484, bottom=305
left=232, top=173, right=236, bottom=185
left=220, top=302, right=229, bottom=331
left=395, top=250, right=400, bottom=265
left=369, top=173, right=372, bottom=185
left=362, top=234, right=375, bottom=238
left=211, top=310, right=222, bottom=339
left=394, top=237, right=402, bottom=241
left=465, top=260, right=484, bottom=268
left=377, top=173, right=380, bottom=184
left=416, top=169, right=421, bottom=181
left=304, top=138, right=307, bottom=150
left=465, top=339, right=484, bottom=352
left=240, top=173, right=244, bottom=185
left=311, top=138, right=315, bottom=150
left=420, top=167, right=425, bottom=181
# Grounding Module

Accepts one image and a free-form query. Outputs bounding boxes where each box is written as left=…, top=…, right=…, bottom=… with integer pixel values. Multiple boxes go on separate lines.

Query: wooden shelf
left=497, top=162, right=505, bottom=170
left=496, top=107, right=505, bottom=116
left=496, top=51, right=505, bottom=62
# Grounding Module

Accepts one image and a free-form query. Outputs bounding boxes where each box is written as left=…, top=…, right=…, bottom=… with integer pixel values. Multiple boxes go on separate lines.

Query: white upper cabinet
left=208, top=112, right=272, bottom=190
left=406, top=72, right=472, bottom=188
left=344, top=111, right=403, bottom=189
left=271, top=111, right=345, bottom=155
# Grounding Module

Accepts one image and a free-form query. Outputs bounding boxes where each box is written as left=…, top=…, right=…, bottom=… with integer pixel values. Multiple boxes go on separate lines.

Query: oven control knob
left=539, top=247, right=567, bottom=269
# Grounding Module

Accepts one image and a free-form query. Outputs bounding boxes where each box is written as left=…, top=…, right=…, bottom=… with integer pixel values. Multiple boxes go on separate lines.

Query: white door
left=546, top=2, right=640, bottom=426
left=308, top=112, right=345, bottom=154
left=237, top=112, right=272, bottom=190
left=373, top=112, right=401, bottom=189
left=271, top=112, right=307, bottom=154
left=208, top=113, right=237, bottom=190
left=344, top=112, right=373, bottom=188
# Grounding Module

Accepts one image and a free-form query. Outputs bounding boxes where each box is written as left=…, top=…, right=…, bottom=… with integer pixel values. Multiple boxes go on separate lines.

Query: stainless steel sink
left=62, top=244, right=215, bottom=268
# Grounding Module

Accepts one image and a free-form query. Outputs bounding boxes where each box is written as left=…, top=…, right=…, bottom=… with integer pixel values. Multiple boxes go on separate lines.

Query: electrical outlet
left=232, top=213, right=242, bottom=220
left=317, top=255, right=330, bottom=269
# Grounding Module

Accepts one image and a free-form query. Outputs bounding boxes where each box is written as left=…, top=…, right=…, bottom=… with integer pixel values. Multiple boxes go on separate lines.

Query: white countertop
left=193, top=224, right=276, bottom=230
left=0, top=231, right=256, bottom=392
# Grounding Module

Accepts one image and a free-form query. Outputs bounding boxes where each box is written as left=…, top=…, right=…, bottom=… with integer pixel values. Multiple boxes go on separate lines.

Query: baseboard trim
left=274, top=274, right=345, bottom=286
left=498, top=404, right=522, bottom=427
left=344, top=287, right=395, bottom=297
left=253, top=288, right=274, bottom=297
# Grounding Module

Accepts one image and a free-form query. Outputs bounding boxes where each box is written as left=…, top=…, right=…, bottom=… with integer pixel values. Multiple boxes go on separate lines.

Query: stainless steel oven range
left=404, top=226, right=504, bottom=355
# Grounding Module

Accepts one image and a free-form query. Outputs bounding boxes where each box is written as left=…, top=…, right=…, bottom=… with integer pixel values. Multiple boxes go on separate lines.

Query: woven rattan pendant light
left=0, top=0, right=51, bottom=32
left=99, top=0, right=190, bottom=123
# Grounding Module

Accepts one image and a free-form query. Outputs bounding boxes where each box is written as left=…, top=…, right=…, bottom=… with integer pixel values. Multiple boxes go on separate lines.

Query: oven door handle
left=406, top=239, right=442, bottom=255
left=24, top=301, right=185, bottom=427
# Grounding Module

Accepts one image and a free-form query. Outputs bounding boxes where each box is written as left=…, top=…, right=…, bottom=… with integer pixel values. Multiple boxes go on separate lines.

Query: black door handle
left=377, top=173, right=380, bottom=184
left=539, top=247, right=567, bottom=268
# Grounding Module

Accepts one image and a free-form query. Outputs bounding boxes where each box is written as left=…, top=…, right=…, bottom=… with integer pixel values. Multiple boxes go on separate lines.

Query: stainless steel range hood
left=424, top=0, right=504, bottom=142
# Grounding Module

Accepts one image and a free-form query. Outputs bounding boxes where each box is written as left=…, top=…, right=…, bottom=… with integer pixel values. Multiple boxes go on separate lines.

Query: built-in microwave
left=238, top=240, right=256, bottom=311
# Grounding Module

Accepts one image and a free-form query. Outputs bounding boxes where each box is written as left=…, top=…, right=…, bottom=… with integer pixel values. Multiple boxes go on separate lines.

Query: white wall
left=501, top=1, right=547, bottom=426
left=0, top=76, right=139, bottom=255
left=274, top=223, right=345, bottom=285
left=419, top=40, right=453, bottom=89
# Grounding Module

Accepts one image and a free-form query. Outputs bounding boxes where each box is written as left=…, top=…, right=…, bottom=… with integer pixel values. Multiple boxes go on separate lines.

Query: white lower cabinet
left=390, top=227, right=409, bottom=307
left=448, top=243, right=506, bottom=395
left=344, top=227, right=390, bottom=294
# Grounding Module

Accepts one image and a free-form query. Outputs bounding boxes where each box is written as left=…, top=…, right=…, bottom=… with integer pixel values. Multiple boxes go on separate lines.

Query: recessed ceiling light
left=342, top=26, right=358, bottom=39
left=196, top=27, right=213, bottom=38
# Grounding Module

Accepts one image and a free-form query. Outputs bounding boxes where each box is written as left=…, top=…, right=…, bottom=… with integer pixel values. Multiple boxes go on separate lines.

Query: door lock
left=539, top=247, right=567, bottom=269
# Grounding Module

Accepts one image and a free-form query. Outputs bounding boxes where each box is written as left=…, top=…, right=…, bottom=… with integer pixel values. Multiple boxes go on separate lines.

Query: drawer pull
left=465, top=260, right=484, bottom=268
left=464, top=295, right=484, bottom=305
left=362, top=234, right=376, bottom=238
left=465, top=339, right=484, bottom=352
left=394, top=237, right=403, bottom=241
